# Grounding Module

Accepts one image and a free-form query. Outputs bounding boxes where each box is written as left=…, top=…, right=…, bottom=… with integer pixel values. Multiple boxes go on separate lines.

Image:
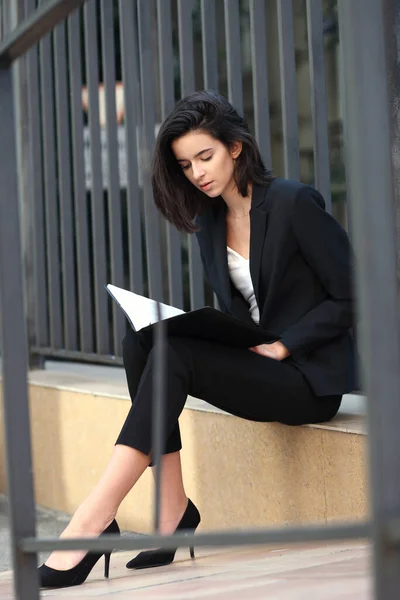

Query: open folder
left=106, top=284, right=277, bottom=348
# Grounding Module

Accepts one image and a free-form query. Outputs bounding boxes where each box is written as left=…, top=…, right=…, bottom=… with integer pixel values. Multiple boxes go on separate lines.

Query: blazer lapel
left=212, top=204, right=232, bottom=311
left=210, top=182, right=272, bottom=315
left=249, top=184, right=269, bottom=308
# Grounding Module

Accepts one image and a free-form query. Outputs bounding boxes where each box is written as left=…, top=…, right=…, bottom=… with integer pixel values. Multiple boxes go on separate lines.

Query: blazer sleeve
left=279, top=186, right=355, bottom=356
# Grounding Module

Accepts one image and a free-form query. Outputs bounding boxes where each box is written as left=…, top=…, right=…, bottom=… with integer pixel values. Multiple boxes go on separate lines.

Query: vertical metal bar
left=0, top=65, right=39, bottom=600
left=100, top=0, right=125, bottom=353
left=201, top=0, right=218, bottom=91
left=177, top=0, right=195, bottom=96
left=0, top=0, right=10, bottom=38
left=249, top=0, right=272, bottom=167
left=156, top=0, right=175, bottom=117
left=12, top=0, right=45, bottom=367
left=338, top=1, right=400, bottom=597
left=83, top=0, right=108, bottom=354
left=39, top=27, right=63, bottom=348
left=277, top=0, right=300, bottom=180
left=223, top=0, right=243, bottom=114
left=306, top=0, right=331, bottom=211
left=118, top=0, right=144, bottom=295
left=67, top=8, right=94, bottom=353
left=0, top=3, right=3, bottom=40
left=157, top=0, right=184, bottom=308
left=25, top=0, right=49, bottom=352
left=54, top=20, right=78, bottom=349
left=177, top=0, right=205, bottom=309
left=137, top=0, right=164, bottom=302
left=23, top=0, right=36, bottom=19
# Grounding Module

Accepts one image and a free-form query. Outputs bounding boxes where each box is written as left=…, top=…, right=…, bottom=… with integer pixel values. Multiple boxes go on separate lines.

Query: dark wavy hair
left=152, top=90, right=274, bottom=233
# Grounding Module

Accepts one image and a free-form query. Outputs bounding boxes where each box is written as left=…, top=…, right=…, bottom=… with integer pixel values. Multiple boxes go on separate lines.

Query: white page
left=107, top=284, right=185, bottom=331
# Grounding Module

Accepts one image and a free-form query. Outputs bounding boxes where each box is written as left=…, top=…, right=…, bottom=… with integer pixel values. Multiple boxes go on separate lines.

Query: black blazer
left=195, top=178, right=356, bottom=396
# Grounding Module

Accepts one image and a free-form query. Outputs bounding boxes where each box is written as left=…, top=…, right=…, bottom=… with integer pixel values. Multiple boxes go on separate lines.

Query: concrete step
left=0, top=363, right=368, bottom=534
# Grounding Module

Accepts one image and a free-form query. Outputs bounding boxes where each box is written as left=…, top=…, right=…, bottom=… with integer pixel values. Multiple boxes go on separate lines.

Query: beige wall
left=0, top=382, right=368, bottom=534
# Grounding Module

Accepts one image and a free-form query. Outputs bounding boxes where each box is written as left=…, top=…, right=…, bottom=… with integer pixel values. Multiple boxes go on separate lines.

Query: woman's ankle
left=158, top=496, right=188, bottom=535
left=69, top=502, right=116, bottom=536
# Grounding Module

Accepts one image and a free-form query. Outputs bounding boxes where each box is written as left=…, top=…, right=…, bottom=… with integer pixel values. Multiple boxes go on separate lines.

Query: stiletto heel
left=126, top=498, right=201, bottom=570
left=38, top=519, right=120, bottom=589
left=104, top=552, right=111, bottom=578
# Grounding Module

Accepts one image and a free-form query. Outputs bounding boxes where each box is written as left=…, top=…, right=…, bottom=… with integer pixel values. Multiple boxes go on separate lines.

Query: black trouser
left=116, top=329, right=342, bottom=456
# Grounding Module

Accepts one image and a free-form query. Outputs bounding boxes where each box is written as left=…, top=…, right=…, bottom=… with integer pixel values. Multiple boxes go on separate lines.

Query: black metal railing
left=4, top=0, right=342, bottom=367
left=1, top=1, right=400, bottom=599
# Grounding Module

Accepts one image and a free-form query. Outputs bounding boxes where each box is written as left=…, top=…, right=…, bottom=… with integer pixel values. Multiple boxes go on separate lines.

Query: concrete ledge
left=0, top=365, right=368, bottom=533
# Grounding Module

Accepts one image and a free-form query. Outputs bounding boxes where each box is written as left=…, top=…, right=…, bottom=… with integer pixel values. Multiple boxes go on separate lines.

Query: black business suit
left=117, top=178, right=355, bottom=457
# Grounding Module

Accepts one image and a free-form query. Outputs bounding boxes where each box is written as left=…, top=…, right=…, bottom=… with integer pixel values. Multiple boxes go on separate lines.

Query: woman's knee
left=122, top=329, right=149, bottom=364
left=147, top=337, right=192, bottom=375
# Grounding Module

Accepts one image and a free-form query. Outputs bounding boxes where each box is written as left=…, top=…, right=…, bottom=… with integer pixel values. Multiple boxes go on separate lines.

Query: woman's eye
left=181, top=164, right=191, bottom=170
left=202, top=155, right=212, bottom=162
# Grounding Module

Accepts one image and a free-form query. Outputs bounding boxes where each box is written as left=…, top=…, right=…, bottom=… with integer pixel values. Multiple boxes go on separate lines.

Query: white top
left=226, top=246, right=260, bottom=324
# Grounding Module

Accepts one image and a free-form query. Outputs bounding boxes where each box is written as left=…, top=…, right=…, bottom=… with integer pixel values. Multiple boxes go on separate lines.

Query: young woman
left=38, top=91, right=355, bottom=588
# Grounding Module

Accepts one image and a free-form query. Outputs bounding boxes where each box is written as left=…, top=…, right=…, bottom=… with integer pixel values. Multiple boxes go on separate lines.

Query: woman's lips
left=200, top=181, right=213, bottom=191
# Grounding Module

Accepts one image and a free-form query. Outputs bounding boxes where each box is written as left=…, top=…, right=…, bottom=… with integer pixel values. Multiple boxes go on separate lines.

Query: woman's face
left=171, top=130, right=241, bottom=198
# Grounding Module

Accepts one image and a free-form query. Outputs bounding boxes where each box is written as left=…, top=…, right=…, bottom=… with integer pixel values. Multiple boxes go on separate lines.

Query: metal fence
left=2, top=0, right=339, bottom=367
left=1, top=0, right=400, bottom=599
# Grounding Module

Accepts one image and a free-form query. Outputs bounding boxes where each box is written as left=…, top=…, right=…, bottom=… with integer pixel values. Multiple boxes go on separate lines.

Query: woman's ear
left=230, top=141, right=243, bottom=160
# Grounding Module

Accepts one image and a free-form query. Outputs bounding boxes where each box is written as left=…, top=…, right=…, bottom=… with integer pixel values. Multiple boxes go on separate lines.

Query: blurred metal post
left=338, top=1, right=400, bottom=597
left=382, top=0, right=400, bottom=278
left=0, top=4, right=88, bottom=598
left=151, top=311, right=166, bottom=532
left=0, top=65, right=39, bottom=599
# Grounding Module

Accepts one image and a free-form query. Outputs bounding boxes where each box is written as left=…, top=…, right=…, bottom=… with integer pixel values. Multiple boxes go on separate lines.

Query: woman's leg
left=117, top=336, right=341, bottom=456
left=123, top=331, right=187, bottom=531
left=45, top=445, right=150, bottom=570
left=123, top=328, right=183, bottom=459
left=151, top=451, right=188, bottom=535
left=45, top=335, right=339, bottom=571
left=44, top=332, right=186, bottom=571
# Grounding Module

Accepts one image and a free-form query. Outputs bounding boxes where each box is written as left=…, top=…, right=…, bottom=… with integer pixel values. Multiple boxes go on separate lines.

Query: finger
left=259, top=349, right=271, bottom=358
left=261, top=349, right=278, bottom=360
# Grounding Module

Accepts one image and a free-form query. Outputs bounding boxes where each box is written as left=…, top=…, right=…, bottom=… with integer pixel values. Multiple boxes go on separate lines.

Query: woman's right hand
left=249, top=341, right=290, bottom=361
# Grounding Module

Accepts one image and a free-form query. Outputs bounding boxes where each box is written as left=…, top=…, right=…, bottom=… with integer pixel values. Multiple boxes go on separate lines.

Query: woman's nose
left=192, top=162, right=206, bottom=180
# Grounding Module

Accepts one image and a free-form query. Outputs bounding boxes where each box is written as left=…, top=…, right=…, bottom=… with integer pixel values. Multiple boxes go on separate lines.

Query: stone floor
left=0, top=495, right=72, bottom=572
left=0, top=541, right=371, bottom=599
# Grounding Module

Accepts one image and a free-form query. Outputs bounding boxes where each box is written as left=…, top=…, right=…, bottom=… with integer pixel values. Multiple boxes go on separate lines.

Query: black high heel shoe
left=38, top=519, right=120, bottom=588
left=126, top=498, right=201, bottom=570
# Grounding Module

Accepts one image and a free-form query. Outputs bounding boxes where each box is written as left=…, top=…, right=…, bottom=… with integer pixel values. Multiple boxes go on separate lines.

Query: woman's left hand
left=249, top=341, right=290, bottom=361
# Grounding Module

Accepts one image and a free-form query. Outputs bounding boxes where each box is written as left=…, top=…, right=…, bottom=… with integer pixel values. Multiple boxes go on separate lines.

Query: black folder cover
left=106, top=284, right=277, bottom=348
left=139, top=307, right=277, bottom=349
